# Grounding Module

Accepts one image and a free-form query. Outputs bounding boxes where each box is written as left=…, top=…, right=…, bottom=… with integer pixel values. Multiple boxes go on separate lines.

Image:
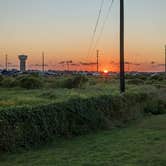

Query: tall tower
left=18, top=55, right=28, bottom=72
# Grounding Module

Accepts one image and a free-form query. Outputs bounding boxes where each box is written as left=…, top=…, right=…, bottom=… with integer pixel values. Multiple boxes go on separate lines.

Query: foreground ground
left=0, top=115, right=166, bottom=166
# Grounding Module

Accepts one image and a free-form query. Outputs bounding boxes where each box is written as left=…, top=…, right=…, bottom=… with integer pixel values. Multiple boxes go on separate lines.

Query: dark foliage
left=0, top=91, right=165, bottom=152
left=0, top=75, right=3, bottom=85
left=0, top=77, right=18, bottom=88
left=19, top=76, right=43, bottom=89
left=62, top=75, right=89, bottom=89
left=127, top=78, right=144, bottom=85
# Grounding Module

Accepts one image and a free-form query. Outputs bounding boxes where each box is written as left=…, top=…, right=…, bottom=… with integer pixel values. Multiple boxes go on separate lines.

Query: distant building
left=18, top=55, right=28, bottom=72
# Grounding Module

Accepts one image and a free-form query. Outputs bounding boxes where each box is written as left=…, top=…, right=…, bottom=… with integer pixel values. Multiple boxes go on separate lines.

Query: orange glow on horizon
left=103, top=69, right=108, bottom=74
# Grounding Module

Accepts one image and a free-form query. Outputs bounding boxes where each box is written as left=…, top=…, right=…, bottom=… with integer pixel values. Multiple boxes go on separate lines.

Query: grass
left=0, top=80, right=119, bottom=108
left=0, top=115, right=166, bottom=166
left=1, top=77, right=165, bottom=108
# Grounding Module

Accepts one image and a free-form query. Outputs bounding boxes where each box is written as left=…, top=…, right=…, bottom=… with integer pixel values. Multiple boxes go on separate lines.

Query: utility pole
left=67, top=62, right=69, bottom=71
left=42, top=52, right=45, bottom=72
left=165, top=45, right=166, bottom=73
left=128, top=63, right=130, bottom=72
left=120, top=0, right=125, bottom=93
left=5, top=54, right=8, bottom=70
left=97, top=50, right=99, bottom=72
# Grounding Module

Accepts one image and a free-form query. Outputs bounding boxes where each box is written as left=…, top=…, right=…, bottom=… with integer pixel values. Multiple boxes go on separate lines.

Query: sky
left=0, top=0, right=165, bottom=72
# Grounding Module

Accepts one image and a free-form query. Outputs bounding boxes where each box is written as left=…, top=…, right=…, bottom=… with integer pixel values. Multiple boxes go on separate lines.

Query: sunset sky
left=0, top=0, right=165, bottom=72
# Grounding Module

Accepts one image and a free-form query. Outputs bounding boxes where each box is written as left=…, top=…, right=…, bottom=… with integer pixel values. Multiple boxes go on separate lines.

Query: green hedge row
left=0, top=91, right=165, bottom=152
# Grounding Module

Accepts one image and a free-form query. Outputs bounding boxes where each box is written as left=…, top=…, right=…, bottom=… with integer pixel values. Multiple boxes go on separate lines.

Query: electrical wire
left=92, top=0, right=114, bottom=54
left=87, top=0, right=105, bottom=58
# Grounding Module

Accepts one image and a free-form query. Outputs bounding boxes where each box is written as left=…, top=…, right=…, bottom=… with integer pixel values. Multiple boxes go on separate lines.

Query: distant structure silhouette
left=5, top=54, right=8, bottom=70
left=96, top=50, right=99, bottom=72
left=18, top=55, right=28, bottom=72
left=42, top=52, right=45, bottom=72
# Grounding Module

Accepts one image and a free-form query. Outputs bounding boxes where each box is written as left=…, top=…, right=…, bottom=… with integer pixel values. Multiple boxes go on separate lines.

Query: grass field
left=0, top=75, right=165, bottom=108
left=0, top=84, right=117, bottom=108
left=0, top=115, right=166, bottom=166
left=0, top=74, right=166, bottom=165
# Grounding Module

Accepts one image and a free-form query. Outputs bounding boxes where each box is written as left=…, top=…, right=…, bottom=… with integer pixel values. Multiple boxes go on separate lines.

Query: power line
left=92, top=0, right=114, bottom=54
left=87, top=0, right=105, bottom=57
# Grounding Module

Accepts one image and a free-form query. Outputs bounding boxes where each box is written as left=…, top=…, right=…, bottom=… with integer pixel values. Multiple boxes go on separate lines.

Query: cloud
left=110, top=61, right=118, bottom=65
left=80, top=62, right=97, bottom=66
left=9, top=65, right=18, bottom=67
left=66, top=60, right=72, bottom=63
left=7, top=63, right=18, bottom=67
left=70, top=63, right=80, bottom=66
left=125, top=61, right=132, bottom=65
left=151, top=61, right=156, bottom=65
left=30, top=64, right=48, bottom=67
left=59, top=61, right=65, bottom=64
left=125, top=62, right=141, bottom=66
left=59, top=60, right=73, bottom=64
left=133, top=63, right=141, bottom=66
left=157, top=64, right=165, bottom=67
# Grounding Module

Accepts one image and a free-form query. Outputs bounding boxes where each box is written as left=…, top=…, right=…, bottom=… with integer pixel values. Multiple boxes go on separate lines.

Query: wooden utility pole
left=120, top=0, right=125, bottom=92
left=165, top=45, right=166, bottom=73
left=97, top=50, right=99, bottom=72
left=5, top=54, right=8, bottom=70
left=67, top=62, right=69, bottom=71
left=42, top=52, right=45, bottom=72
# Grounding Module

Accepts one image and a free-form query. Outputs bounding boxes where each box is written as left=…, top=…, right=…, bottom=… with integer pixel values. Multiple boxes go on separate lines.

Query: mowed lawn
left=0, top=115, right=166, bottom=166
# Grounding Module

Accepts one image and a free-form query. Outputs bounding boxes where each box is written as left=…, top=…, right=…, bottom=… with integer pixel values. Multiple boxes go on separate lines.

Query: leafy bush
left=19, top=76, right=43, bottom=89
left=0, top=75, right=3, bottom=85
left=62, top=75, right=89, bottom=89
left=150, top=74, right=165, bottom=81
left=39, top=91, right=58, bottom=99
left=0, top=90, right=165, bottom=152
left=127, top=78, right=144, bottom=85
left=1, top=77, right=18, bottom=88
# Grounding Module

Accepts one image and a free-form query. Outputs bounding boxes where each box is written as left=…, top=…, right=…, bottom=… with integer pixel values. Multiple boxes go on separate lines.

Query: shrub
left=39, top=91, right=58, bottom=99
left=1, top=77, right=18, bottom=88
left=137, top=75, right=147, bottom=81
left=62, top=75, right=89, bottom=89
left=19, top=76, right=43, bottom=89
left=0, top=90, right=164, bottom=152
left=0, top=75, right=3, bottom=85
left=150, top=74, right=165, bottom=81
left=127, top=78, right=144, bottom=85
left=0, top=98, right=106, bottom=151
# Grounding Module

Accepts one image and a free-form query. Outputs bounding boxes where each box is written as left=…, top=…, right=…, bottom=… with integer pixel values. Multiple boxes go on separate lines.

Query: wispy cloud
left=133, top=63, right=141, bottom=66
left=80, top=62, right=97, bottom=66
left=30, top=64, right=48, bottom=67
left=151, top=61, right=156, bottom=65
left=157, top=64, right=165, bottom=67
left=70, top=63, right=80, bottom=66
left=59, top=60, right=73, bottom=65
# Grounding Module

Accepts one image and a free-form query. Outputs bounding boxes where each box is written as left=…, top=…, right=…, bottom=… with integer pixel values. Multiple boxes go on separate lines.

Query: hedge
left=0, top=91, right=165, bottom=152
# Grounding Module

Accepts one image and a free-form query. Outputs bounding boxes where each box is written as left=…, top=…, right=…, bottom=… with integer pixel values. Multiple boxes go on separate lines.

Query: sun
left=104, top=69, right=108, bottom=74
